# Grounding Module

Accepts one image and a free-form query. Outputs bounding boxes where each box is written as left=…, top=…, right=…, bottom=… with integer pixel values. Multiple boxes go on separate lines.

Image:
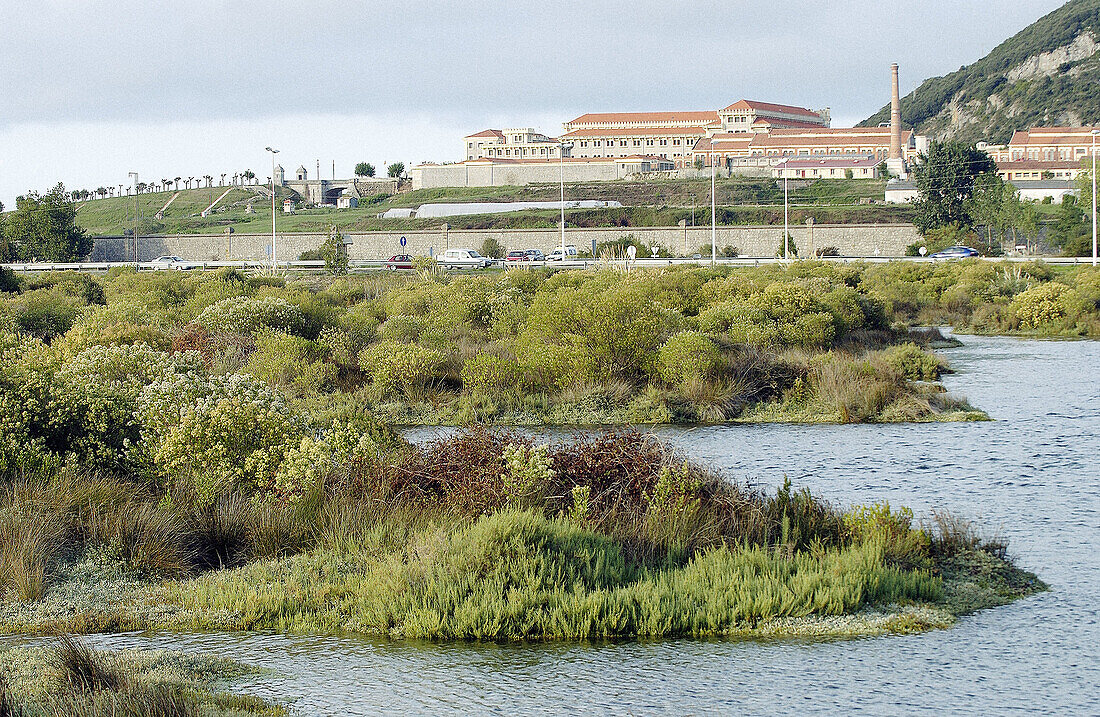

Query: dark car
left=524, top=249, right=546, bottom=261
left=386, top=254, right=414, bottom=270
left=929, top=246, right=980, bottom=260
left=505, top=250, right=530, bottom=262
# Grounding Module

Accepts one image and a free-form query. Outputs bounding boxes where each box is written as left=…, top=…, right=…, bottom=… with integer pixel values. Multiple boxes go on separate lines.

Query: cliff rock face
left=860, top=0, right=1100, bottom=145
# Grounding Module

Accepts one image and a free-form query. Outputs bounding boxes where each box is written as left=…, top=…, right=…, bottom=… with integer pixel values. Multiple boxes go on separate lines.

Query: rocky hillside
left=860, top=0, right=1100, bottom=145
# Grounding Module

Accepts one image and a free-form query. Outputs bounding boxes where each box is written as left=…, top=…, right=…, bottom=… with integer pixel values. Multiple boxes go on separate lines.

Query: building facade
left=559, top=101, right=830, bottom=168
left=464, top=128, right=565, bottom=161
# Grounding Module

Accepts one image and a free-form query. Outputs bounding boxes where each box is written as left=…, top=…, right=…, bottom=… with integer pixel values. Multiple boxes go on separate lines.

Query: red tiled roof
left=564, top=111, right=720, bottom=126
left=721, top=100, right=822, bottom=119
left=752, top=118, right=831, bottom=130
left=1008, top=127, right=1100, bottom=147
left=465, top=129, right=504, bottom=139
left=461, top=155, right=671, bottom=166
left=561, top=126, right=712, bottom=138
left=750, top=128, right=911, bottom=148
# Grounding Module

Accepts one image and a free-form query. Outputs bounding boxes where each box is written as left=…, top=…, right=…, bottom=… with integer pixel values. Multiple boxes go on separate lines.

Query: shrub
left=246, top=331, right=335, bottom=394
left=6, top=289, right=84, bottom=342
left=194, top=296, right=305, bottom=335
left=657, top=331, right=721, bottom=385
left=501, top=443, right=553, bottom=507
left=844, top=502, right=931, bottom=570
left=1011, top=282, right=1085, bottom=329
left=358, top=340, right=443, bottom=397
left=879, top=343, right=947, bottom=381
left=461, top=352, right=522, bottom=395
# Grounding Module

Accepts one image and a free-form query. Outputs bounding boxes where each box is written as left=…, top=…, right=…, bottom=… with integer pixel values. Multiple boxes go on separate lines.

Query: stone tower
left=273, top=164, right=285, bottom=186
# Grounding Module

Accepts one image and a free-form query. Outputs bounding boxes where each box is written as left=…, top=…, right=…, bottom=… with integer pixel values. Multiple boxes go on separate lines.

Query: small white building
left=884, top=180, right=919, bottom=204
left=283, top=198, right=295, bottom=214
left=1011, top=180, right=1077, bottom=204
left=773, top=156, right=881, bottom=180
left=337, top=193, right=359, bottom=209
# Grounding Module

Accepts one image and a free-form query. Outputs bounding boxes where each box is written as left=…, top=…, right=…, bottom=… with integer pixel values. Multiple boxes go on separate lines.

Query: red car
left=386, top=254, right=414, bottom=270
left=505, top=250, right=529, bottom=262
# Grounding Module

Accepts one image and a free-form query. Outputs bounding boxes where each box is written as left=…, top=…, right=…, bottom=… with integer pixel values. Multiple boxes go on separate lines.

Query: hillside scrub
left=4, top=264, right=987, bottom=429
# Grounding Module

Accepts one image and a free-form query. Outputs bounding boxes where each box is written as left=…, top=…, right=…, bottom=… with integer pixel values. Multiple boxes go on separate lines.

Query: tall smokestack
left=890, top=63, right=902, bottom=161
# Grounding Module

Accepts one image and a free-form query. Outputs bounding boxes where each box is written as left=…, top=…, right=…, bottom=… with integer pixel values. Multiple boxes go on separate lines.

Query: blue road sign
left=400, top=236, right=407, bottom=247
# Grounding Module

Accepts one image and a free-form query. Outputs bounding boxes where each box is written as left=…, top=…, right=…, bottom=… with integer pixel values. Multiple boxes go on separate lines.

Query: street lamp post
left=128, top=172, right=139, bottom=262
left=265, top=147, right=279, bottom=271
left=711, top=152, right=717, bottom=265
left=784, top=164, right=790, bottom=260
left=1092, top=129, right=1098, bottom=267
left=559, top=141, right=572, bottom=261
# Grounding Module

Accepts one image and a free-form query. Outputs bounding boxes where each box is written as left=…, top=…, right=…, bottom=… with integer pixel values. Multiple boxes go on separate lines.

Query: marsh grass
left=0, top=638, right=282, bottom=716
left=174, top=510, right=941, bottom=640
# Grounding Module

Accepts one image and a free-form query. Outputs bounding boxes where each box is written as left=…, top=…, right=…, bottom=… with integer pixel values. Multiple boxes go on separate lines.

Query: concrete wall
left=92, top=223, right=919, bottom=262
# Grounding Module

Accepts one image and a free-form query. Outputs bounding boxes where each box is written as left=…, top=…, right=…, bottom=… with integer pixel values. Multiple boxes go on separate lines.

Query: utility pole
left=266, top=147, right=280, bottom=271
left=784, top=170, right=790, bottom=260
left=1092, top=129, right=1098, bottom=267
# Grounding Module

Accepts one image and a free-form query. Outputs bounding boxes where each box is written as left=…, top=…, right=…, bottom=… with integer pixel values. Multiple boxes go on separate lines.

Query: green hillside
left=63, top=179, right=897, bottom=237
left=860, top=0, right=1100, bottom=144
left=74, top=186, right=257, bottom=236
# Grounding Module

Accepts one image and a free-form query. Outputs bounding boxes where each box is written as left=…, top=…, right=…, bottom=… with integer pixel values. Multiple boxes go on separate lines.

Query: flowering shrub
left=501, top=443, right=553, bottom=506
left=194, top=296, right=305, bottom=335
left=154, top=388, right=304, bottom=505
left=1011, top=282, right=1085, bottom=329
left=272, top=421, right=379, bottom=502
left=246, top=331, right=335, bottom=394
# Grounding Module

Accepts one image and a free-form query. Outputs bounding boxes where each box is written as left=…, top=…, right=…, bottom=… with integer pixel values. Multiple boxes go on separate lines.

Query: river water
left=41, top=336, right=1100, bottom=714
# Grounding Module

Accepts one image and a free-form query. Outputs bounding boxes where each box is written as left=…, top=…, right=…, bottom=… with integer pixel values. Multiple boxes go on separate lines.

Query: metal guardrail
left=1, top=256, right=1095, bottom=274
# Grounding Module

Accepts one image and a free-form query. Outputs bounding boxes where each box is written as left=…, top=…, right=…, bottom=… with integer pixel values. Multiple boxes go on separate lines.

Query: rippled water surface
left=33, top=336, right=1100, bottom=714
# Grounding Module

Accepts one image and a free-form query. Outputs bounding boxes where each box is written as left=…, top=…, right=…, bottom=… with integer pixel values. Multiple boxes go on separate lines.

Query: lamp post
left=559, top=141, right=573, bottom=261
left=710, top=152, right=717, bottom=265
left=1092, top=129, right=1098, bottom=267
left=784, top=163, right=790, bottom=261
left=128, top=172, right=139, bottom=261
left=265, top=147, right=279, bottom=271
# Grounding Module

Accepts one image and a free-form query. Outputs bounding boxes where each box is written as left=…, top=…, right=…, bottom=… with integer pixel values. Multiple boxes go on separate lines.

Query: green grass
left=0, top=638, right=283, bottom=716
left=170, top=510, right=942, bottom=640
left=65, top=178, right=906, bottom=237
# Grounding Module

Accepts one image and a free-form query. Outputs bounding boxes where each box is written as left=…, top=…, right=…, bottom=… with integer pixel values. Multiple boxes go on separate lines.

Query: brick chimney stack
left=890, top=63, right=902, bottom=160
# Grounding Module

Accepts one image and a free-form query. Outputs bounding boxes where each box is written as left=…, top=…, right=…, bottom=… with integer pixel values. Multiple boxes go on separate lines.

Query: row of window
left=577, top=138, right=691, bottom=148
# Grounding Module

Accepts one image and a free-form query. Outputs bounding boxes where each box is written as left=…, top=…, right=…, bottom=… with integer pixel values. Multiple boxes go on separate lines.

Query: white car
left=148, top=255, right=193, bottom=270
left=547, top=245, right=579, bottom=261
left=438, top=248, right=492, bottom=269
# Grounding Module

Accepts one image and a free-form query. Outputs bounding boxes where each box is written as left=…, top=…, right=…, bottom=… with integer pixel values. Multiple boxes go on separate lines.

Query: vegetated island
left=0, top=429, right=1043, bottom=642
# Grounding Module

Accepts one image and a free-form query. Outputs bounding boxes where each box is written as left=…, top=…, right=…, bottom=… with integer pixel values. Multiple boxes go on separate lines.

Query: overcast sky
left=0, top=0, right=1068, bottom=206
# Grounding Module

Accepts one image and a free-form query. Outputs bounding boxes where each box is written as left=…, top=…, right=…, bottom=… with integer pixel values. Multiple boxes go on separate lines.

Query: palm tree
left=205, top=175, right=213, bottom=188
left=243, top=169, right=255, bottom=185
left=220, top=173, right=227, bottom=186
left=174, top=177, right=181, bottom=191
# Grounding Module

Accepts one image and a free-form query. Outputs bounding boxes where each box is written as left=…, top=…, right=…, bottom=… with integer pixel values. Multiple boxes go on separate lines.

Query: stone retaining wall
left=91, top=223, right=919, bottom=262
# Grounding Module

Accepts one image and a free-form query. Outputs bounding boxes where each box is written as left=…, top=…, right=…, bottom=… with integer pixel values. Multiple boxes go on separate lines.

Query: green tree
left=355, top=162, right=376, bottom=178
left=1048, top=194, right=1087, bottom=249
left=4, top=183, right=91, bottom=261
left=967, top=172, right=1017, bottom=248
left=693, top=157, right=705, bottom=170
left=387, top=162, right=405, bottom=179
left=480, top=236, right=504, bottom=259
left=0, top=200, right=8, bottom=263
left=1077, top=164, right=1094, bottom=214
left=910, top=141, right=997, bottom=235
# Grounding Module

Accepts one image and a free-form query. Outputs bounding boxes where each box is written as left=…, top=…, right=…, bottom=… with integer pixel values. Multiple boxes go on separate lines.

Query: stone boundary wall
left=91, top=223, right=919, bottom=262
